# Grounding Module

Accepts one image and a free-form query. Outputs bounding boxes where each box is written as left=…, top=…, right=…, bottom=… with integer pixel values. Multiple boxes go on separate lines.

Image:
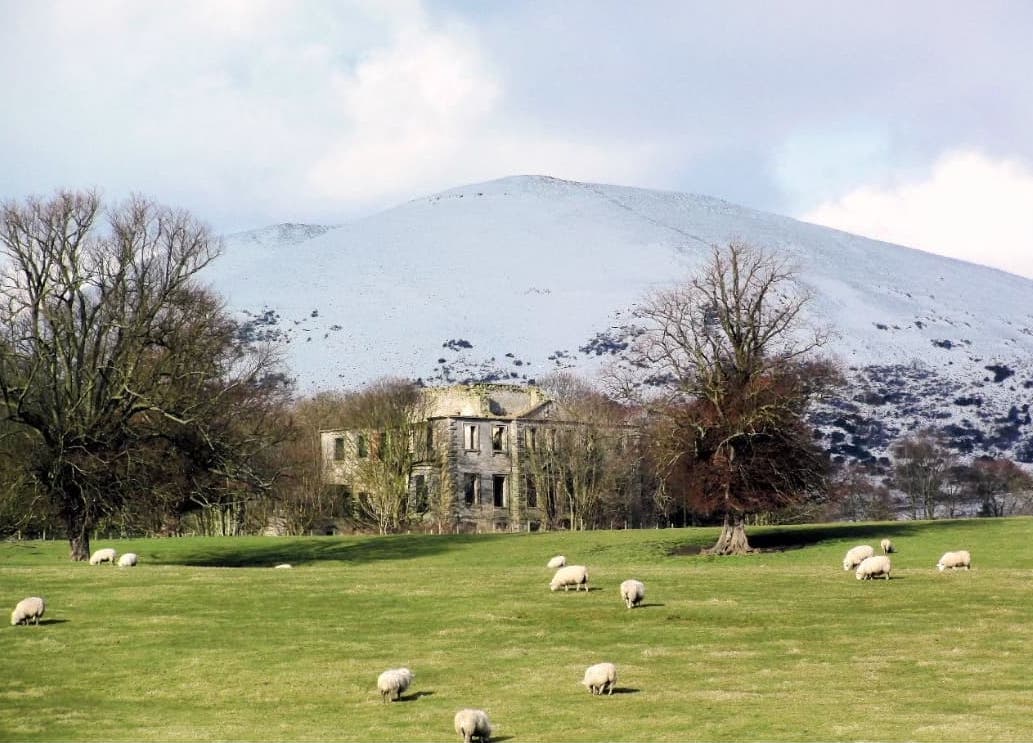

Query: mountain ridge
left=207, top=174, right=1033, bottom=464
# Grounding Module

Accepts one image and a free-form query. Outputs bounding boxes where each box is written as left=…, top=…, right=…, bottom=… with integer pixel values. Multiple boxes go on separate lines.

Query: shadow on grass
left=671, top=521, right=937, bottom=556
left=159, top=533, right=495, bottom=568
left=609, top=687, right=640, bottom=695
left=397, top=690, right=435, bottom=702
left=634, top=602, right=666, bottom=609
left=490, top=736, right=515, bottom=742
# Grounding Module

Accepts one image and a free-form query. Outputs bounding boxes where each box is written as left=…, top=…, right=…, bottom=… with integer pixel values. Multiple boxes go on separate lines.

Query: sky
left=2, top=0, right=1032, bottom=278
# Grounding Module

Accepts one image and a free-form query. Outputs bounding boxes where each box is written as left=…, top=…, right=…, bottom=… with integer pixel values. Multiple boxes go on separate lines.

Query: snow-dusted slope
left=207, top=175, right=1033, bottom=461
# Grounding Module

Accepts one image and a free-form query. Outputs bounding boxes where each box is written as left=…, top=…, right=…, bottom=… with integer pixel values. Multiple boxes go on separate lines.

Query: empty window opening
left=463, top=473, right=480, bottom=506
left=524, top=476, right=538, bottom=508
left=464, top=424, right=480, bottom=451
left=333, top=436, right=345, bottom=461
left=492, top=425, right=506, bottom=452
left=493, top=475, right=507, bottom=508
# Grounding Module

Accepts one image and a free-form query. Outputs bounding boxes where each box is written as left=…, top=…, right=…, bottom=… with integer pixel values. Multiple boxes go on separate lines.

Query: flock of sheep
left=371, top=554, right=644, bottom=741
left=9, top=537, right=975, bottom=740
left=842, top=538, right=973, bottom=580
left=9, top=547, right=137, bottom=627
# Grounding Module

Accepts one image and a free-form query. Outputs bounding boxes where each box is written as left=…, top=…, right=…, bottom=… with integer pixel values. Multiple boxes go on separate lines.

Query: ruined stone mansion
left=320, top=383, right=639, bottom=532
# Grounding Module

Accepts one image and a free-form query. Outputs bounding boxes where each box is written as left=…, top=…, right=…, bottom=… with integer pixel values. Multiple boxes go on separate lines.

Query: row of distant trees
left=0, top=191, right=1029, bottom=559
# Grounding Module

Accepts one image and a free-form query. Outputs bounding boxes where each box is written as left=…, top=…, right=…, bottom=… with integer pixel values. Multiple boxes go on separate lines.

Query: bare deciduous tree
left=623, top=241, right=836, bottom=553
left=0, top=190, right=289, bottom=558
left=525, top=373, right=642, bottom=530
left=338, top=378, right=427, bottom=534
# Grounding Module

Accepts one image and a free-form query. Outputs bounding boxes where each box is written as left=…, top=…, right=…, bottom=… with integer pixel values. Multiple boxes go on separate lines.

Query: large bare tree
left=0, top=190, right=288, bottom=558
left=338, top=378, right=427, bottom=534
left=625, top=241, right=836, bottom=553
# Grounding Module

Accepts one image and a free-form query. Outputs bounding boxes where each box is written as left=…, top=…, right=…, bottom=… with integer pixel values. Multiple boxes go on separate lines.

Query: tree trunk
left=66, top=507, right=91, bottom=561
left=704, top=513, right=753, bottom=555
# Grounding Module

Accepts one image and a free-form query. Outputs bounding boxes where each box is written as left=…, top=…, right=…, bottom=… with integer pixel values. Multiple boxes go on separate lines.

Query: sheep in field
left=454, top=708, right=492, bottom=743
left=377, top=667, right=414, bottom=702
left=89, top=547, right=117, bottom=565
left=842, top=545, right=874, bottom=571
left=117, top=552, right=138, bottom=567
left=937, top=550, right=971, bottom=571
left=11, top=597, right=46, bottom=626
left=582, top=662, right=617, bottom=695
left=880, top=538, right=895, bottom=554
left=619, top=579, right=645, bottom=609
left=550, top=564, right=589, bottom=592
left=546, top=555, right=566, bottom=569
left=855, top=555, right=891, bottom=580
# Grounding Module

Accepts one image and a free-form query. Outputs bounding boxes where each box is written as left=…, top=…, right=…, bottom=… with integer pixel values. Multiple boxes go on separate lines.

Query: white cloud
left=801, top=151, right=1033, bottom=280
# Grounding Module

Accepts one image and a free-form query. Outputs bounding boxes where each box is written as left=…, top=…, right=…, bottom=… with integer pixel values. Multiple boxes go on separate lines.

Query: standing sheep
left=11, top=596, right=46, bottom=626
left=454, top=708, right=492, bottom=743
left=855, top=555, right=892, bottom=580
left=842, top=545, right=874, bottom=571
left=550, top=564, right=589, bottom=592
left=937, top=550, right=971, bottom=571
left=377, top=667, right=414, bottom=702
left=880, top=538, right=895, bottom=554
left=582, top=662, right=617, bottom=695
left=546, top=555, right=566, bottom=569
left=619, top=579, right=645, bottom=609
left=89, top=547, right=117, bottom=565
left=117, top=552, right=139, bottom=567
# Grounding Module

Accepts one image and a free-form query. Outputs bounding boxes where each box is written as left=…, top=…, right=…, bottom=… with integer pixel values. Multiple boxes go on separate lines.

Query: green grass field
left=2, top=518, right=1032, bottom=742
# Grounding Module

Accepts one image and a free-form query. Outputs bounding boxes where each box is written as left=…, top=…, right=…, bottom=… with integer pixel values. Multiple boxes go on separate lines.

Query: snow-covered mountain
left=207, top=175, right=1033, bottom=463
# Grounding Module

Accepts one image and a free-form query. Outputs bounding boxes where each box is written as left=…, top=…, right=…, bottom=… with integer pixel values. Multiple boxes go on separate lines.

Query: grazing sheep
left=546, top=555, right=566, bottom=569
left=273, top=563, right=292, bottom=569
left=117, top=552, right=138, bottom=567
left=855, top=555, right=892, bottom=580
left=937, top=550, right=971, bottom=572
left=377, top=667, right=414, bottom=702
left=619, top=579, right=645, bottom=609
left=454, top=708, right=492, bottom=743
left=880, top=538, right=895, bottom=554
left=582, top=662, right=617, bottom=695
left=11, top=596, right=46, bottom=626
left=89, top=547, right=117, bottom=565
left=842, top=544, right=874, bottom=571
left=550, top=564, right=589, bottom=592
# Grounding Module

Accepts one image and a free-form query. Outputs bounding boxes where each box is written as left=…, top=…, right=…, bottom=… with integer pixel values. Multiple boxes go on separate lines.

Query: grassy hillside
left=2, top=519, right=1032, bottom=742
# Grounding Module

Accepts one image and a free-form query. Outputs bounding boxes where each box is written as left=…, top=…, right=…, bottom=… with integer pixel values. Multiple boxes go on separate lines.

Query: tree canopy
left=624, top=241, right=838, bottom=553
left=0, top=190, right=290, bottom=558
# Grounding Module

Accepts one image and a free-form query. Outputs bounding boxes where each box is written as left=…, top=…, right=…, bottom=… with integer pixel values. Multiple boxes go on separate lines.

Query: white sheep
left=582, top=662, right=617, bottom=695
left=11, top=596, right=46, bottom=626
left=117, top=552, right=138, bottom=567
left=454, top=708, right=492, bottom=743
left=880, top=538, right=895, bottom=554
left=855, top=555, right=892, bottom=580
left=842, top=544, right=874, bottom=571
left=89, top=547, right=117, bottom=565
left=546, top=555, right=566, bottom=569
left=377, top=667, right=414, bottom=702
left=550, top=564, right=589, bottom=592
left=937, top=550, right=971, bottom=572
left=619, top=579, right=645, bottom=609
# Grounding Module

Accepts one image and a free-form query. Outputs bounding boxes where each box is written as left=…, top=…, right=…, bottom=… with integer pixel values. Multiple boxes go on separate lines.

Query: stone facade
left=321, top=383, right=605, bottom=532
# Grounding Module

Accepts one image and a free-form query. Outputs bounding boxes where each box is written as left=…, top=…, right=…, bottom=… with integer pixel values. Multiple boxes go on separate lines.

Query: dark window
left=463, top=474, right=480, bottom=506
left=525, top=427, right=537, bottom=450
left=464, top=424, right=480, bottom=451
left=333, top=437, right=345, bottom=461
left=492, top=425, right=506, bottom=452
left=524, top=475, right=538, bottom=508
left=356, top=434, right=368, bottom=458
left=493, top=475, right=506, bottom=507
